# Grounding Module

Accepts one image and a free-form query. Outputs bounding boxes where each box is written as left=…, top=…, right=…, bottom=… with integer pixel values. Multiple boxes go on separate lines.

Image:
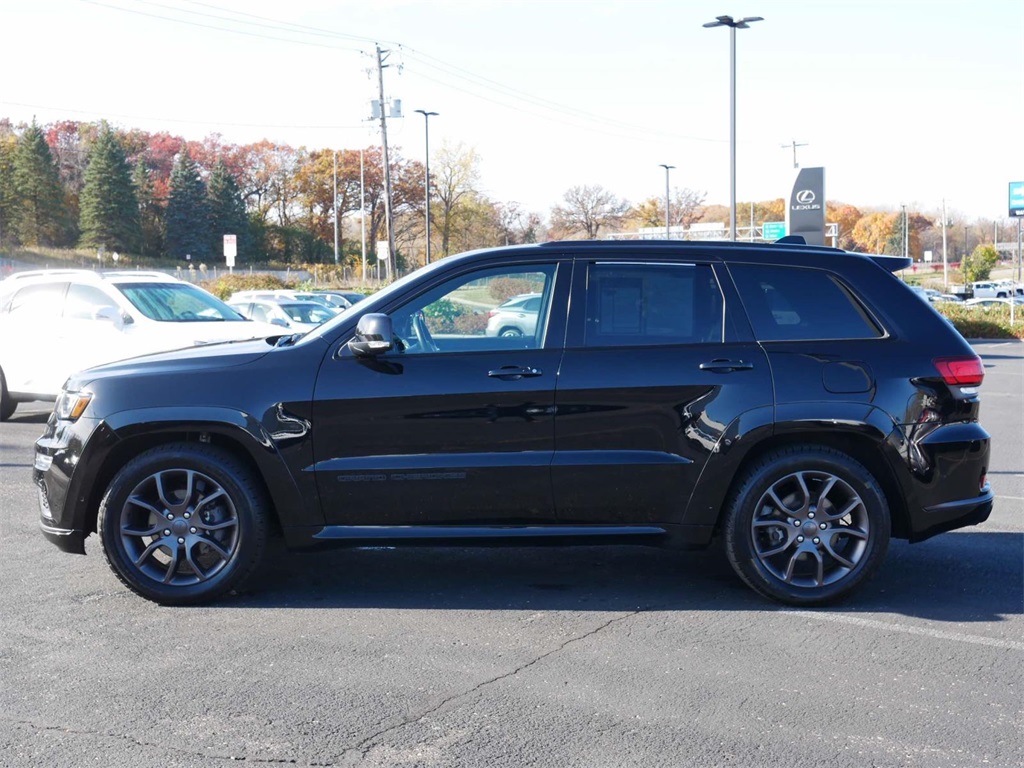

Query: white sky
left=3, top=0, right=1022, bottom=222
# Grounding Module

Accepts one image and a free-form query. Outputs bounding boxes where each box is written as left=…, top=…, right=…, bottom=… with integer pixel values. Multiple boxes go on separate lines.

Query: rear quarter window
left=730, top=264, right=882, bottom=341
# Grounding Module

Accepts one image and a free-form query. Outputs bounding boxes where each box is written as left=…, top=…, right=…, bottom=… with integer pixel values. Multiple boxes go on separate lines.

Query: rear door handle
left=488, top=366, right=543, bottom=380
left=699, top=359, right=754, bottom=372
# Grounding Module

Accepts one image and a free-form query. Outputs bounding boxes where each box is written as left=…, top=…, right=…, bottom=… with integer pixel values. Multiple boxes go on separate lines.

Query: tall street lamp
left=659, top=164, right=675, bottom=239
left=415, top=109, right=439, bottom=264
left=703, top=14, right=763, bottom=241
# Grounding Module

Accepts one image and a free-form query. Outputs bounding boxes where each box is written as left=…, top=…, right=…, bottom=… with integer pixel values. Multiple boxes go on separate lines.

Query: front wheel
left=98, top=443, right=269, bottom=605
left=723, top=446, right=890, bottom=605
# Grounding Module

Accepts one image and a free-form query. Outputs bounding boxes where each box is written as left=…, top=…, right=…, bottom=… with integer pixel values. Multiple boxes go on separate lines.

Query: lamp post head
left=703, top=15, right=763, bottom=28
left=415, top=109, right=439, bottom=119
left=659, top=164, right=675, bottom=172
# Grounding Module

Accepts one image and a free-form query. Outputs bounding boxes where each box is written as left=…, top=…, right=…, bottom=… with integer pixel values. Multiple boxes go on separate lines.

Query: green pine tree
left=78, top=124, right=141, bottom=253
left=165, top=147, right=209, bottom=260
left=12, top=122, right=71, bottom=247
left=132, top=158, right=163, bottom=257
left=207, top=159, right=249, bottom=262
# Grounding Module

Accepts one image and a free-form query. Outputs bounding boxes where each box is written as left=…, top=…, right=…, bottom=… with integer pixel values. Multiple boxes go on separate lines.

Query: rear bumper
left=909, top=484, right=994, bottom=543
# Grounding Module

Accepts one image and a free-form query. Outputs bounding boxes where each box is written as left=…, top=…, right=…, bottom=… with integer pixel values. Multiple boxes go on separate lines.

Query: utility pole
left=942, top=198, right=948, bottom=291
left=332, top=150, right=339, bottom=266
left=376, top=44, right=397, bottom=279
left=782, top=139, right=809, bottom=169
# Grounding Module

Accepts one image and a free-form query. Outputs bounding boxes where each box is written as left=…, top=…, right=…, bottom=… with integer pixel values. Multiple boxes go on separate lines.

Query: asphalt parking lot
left=1, top=341, right=1021, bottom=768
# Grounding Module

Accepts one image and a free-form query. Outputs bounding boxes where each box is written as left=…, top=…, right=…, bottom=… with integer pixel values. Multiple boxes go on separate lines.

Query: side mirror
left=270, top=317, right=289, bottom=328
left=349, top=313, right=394, bottom=357
left=93, top=305, right=124, bottom=328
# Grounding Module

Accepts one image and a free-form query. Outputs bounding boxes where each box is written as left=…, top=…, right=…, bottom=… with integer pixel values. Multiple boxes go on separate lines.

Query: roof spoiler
left=868, top=254, right=912, bottom=273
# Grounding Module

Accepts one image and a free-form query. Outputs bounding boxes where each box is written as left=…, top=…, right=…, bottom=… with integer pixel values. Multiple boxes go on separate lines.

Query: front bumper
left=34, top=414, right=107, bottom=555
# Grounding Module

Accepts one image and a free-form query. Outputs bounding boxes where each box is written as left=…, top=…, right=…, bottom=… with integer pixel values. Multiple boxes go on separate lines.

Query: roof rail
left=773, top=235, right=806, bottom=245
left=2, top=268, right=93, bottom=281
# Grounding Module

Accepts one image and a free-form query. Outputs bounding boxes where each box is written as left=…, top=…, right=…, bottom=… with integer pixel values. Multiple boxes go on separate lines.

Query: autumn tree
left=851, top=212, right=897, bottom=255
left=0, top=129, right=16, bottom=246
left=12, top=122, right=72, bottom=246
left=630, top=188, right=707, bottom=232
left=495, top=202, right=542, bottom=245
left=431, top=141, right=481, bottom=259
left=207, top=158, right=249, bottom=262
left=165, top=147, right=209, bottom=260
left=78, top=123, right=141, bottom=253
left=550, top=184, right=629, bottom=240
left=826, top=202, right=862, bottom=250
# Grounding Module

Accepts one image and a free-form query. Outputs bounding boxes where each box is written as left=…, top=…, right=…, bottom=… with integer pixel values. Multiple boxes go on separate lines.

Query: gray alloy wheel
left=98, top=443, right=269, bottom=605
left=723, top=446, right=890, bottom=605
left=499, top=327, right=523, bottom=338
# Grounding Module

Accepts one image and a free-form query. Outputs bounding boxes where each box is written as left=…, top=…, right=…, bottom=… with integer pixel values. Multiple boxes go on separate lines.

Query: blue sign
left=1010, top=181, right=1024, bottom=217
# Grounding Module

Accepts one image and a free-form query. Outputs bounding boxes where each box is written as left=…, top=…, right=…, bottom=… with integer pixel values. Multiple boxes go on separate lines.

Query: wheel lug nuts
left=167, top=514, right=174, bottom=520
left=793, top=520, right=800, bottom=526
left=808, top=512, right=815, bottom=519
left=819, top=523, right=826, bottom=529
left=177, top=537, right=185, bottom=544
left=163, top=529, right=171, bottom=536
left=184, top=513, right=191, bottom=519
left=797, top=536, right=804, bottom=543
left=813, top=537, right=820, bottom=544
left=189, top=527, right=197, bottom=534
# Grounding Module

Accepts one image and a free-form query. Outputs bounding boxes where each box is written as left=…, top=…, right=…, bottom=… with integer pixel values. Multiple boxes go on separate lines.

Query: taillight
left=933, top=356, right=985, bottom=386
left=487, top=310, right=497, bottom=318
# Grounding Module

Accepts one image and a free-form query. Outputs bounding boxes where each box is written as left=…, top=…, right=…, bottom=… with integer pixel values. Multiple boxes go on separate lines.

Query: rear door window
left=730, top=264, right=882, bottom=341
left=583, top=263, right=723, bottom=347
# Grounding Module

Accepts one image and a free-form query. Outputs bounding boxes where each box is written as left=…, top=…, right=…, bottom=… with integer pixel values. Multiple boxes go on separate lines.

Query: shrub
left=201, top=272, right=292, bottom=300
left=937, top=303, right=1024, bottom=340
left=488, top=277, right=543, bottom=304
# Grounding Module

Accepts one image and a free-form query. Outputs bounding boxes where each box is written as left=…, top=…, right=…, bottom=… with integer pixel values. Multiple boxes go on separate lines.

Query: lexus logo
left=795, top=190, right=816, bottom=204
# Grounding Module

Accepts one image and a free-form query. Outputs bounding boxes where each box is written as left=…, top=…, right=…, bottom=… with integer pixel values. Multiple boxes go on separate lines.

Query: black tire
left=97, top=442, right=269, bottom=606
left=0, top=368, right=16, bottom=421
left=723, top=445, right=890, bottom=605
left=499, top=327, right=523, bottom=338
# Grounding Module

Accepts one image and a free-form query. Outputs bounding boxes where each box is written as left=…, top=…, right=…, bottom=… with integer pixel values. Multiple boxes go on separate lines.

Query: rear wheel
left=98, top=443, right=269, bottom=605
left=499, top=327, right=523, bottom=338
left=723, top=446, right=890, bottom=605
left=0, top=369, right=16, bottom=421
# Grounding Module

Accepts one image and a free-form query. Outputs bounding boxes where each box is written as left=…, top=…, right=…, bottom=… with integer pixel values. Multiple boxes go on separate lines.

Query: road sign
left=762, top=221, right=787, bottom=240
left=1009, top=182, right=1024, bottom=217
left=223, top=234, right=237, bottom=268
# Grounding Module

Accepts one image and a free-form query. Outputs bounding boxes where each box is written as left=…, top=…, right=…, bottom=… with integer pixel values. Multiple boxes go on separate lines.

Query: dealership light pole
left=415, top=109, right=439, bottom=265
left=659, top=164, right=675, bottom=239
left=703, top=14, right=763, bottom=241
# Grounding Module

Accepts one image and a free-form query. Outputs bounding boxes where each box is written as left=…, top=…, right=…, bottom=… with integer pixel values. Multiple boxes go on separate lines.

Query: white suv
left=0, top=270, right=281, bottom=420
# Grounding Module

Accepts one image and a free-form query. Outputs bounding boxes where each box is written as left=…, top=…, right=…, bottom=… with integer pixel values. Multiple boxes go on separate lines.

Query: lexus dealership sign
left=786, top=167, right=826, bottom=246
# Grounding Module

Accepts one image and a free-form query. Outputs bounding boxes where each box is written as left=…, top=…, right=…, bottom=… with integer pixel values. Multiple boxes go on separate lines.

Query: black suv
left=34, top=241, right=993, bottom=606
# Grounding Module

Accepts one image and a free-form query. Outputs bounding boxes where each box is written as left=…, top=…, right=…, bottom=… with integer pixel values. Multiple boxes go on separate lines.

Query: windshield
left=115, top=282, right=248, bottom=322
left=280, top=303, right=336, bottom=324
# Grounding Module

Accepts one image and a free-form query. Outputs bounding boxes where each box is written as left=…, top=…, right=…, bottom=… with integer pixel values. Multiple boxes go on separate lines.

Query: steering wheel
left=410, top=312, right=439, bottom=353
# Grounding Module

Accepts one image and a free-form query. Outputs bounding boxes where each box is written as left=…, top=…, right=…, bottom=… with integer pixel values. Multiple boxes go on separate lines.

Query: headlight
left=55, top=390, right=93, bottom=421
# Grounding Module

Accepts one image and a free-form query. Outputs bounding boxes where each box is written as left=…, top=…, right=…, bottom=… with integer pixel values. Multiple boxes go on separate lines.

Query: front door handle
left=488, top=366, right=543, bottom=380
left=699, top=359, right=754, bottom=372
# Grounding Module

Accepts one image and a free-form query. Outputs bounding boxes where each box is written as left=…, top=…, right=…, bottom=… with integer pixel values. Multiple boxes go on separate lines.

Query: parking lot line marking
left=781, top=611, right=1024, bottom=652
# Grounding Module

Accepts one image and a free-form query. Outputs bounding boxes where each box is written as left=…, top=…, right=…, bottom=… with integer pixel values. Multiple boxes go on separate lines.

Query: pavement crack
left=345, top=607, right=648, bottom=761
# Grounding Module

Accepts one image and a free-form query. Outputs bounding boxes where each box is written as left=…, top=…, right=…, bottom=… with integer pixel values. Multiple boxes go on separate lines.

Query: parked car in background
left=964, top=297, right=1024, bottom=309
left=0, top=270, right=281, bottom=420
left=229, top=289, right=360, bottom=311
left=35, top=240, right=992, bottom=608
left=228, top=298, right=337, bottom=332
left=485, top=292, right=542, bottom=338
left=971, top=280, right=1024, bottom=299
